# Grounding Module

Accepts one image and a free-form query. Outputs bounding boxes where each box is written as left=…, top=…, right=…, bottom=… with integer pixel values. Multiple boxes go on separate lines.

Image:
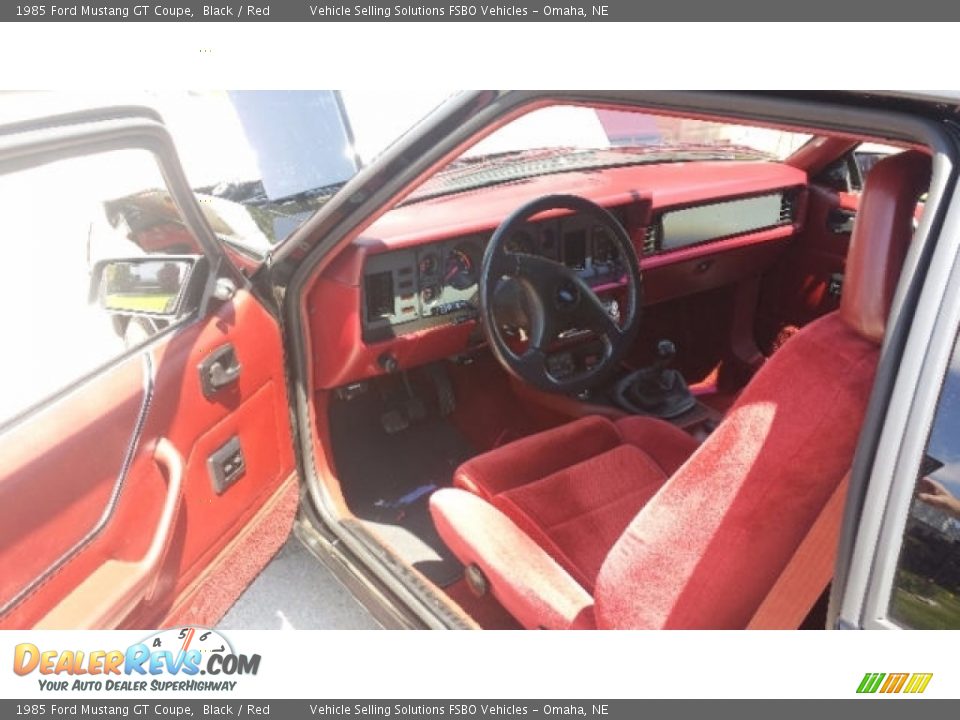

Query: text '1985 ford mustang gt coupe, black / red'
left=3, top=91, right=960, bottom=631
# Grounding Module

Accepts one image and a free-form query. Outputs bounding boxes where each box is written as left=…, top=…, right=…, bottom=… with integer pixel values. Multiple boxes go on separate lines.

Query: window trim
left=0, top=306, right=202, bottom=436
left=839, top=150, right=960, bottom=629
left=0, top=113, right=230, bottom=433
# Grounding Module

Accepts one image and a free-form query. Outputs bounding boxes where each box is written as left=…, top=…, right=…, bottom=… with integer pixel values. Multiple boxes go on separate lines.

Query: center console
left=604, top=339, right=720, bottom=438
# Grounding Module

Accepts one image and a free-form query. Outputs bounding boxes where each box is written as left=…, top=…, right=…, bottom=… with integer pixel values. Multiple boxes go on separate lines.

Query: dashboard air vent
left=779, top=190, right=799, bottom=225
left=642, top=223, right=660, bottom=255
left=364, top=271, right=395, bottom=322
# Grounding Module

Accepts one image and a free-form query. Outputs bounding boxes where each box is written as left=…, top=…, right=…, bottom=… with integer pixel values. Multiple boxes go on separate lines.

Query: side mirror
left=90, top=256, right=203, bottom=318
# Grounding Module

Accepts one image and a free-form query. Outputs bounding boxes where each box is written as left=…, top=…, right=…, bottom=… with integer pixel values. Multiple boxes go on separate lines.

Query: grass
left=889, top=570, right=960, bottom=629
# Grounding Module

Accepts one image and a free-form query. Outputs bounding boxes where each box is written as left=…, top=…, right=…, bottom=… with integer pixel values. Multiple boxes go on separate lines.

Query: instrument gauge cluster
left=412, top=237, right=484, bottom=324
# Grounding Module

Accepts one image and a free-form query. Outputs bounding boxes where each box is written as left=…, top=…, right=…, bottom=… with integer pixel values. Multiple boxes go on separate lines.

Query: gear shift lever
left=612, top=338, right=696, bottom=419
left=654, top=339, right=676, bottom=373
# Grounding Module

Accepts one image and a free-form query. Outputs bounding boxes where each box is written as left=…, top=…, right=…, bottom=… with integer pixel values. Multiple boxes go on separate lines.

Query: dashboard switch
left=208, top=437, right=246, bottom=495
left=379, top=352, right=399, bottom=374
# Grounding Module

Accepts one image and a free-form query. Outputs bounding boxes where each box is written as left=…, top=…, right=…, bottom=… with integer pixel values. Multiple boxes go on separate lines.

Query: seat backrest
left=593, top=150, right=931, bottom=629
left=841, top=150, right=931, bottom=343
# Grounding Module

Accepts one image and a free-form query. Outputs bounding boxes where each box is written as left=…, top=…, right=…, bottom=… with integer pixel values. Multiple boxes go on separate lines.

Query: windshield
left=409, top=105, right=812, bottom=202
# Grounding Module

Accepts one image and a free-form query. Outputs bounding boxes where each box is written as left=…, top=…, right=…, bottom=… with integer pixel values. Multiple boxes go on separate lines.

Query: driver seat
left=430, top=150, right=931, bottom=629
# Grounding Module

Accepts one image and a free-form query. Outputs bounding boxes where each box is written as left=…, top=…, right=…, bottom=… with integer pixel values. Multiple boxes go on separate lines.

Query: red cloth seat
left=455, top=416, right=699, bottom=591
left=431, top=150, right=931, bottom=629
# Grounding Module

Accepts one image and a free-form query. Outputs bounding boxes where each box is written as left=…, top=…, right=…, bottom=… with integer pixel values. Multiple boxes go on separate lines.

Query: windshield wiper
left=199, top=179, right=347, bottom=208
left=404, top=143, right=774, bottom=205
left=607, top=142, right=775, bottom=162
left=444, top=142, right=772, bottom=171
left=445, top=146, right=579, bottom=168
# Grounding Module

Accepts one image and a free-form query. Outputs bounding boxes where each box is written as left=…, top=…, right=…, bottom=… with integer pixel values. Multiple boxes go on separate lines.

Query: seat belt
left=747, top=473, right=850, bottom=629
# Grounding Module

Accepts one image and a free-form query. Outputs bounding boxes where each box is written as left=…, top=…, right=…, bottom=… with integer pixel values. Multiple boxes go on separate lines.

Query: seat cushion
left=454, top=416, right=623, bottom=501
left=495, top=444, right=671, bottom=591
left=454, top=415, right=699, bottom=500
left=452, top=414, right=699, bottom=591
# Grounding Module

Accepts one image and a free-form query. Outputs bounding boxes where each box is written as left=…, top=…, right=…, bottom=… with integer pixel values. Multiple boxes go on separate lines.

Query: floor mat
left=219, top=537, right=381, bottom=630
left=331, top=389, right=475, bottom=587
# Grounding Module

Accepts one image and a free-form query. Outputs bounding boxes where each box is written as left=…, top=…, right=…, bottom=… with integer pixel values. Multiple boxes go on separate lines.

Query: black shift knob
left=655, top=339, right=676, bottom=369
left=613, top=337, right=695, bottom=418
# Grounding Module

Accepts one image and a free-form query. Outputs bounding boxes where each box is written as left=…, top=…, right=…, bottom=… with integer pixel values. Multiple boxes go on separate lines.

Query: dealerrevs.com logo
left=856, top=673, right=933, bottom=695
left=13, top=627, right=260, bottom=692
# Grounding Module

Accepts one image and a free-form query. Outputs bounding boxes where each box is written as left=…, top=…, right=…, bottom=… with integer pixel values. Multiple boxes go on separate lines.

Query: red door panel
left=135, top=287, right=297, bottom=626
left=0, top=356, right=146, bottom=618
left=0, top=288, right=297, bottom=629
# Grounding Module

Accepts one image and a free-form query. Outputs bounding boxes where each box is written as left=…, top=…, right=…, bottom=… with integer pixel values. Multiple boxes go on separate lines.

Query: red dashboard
left=307, top=160, right=808, bottom=390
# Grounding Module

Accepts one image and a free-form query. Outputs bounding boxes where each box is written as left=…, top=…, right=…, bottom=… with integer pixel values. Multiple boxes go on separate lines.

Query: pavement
left=218, top=536, right=382, bottom=630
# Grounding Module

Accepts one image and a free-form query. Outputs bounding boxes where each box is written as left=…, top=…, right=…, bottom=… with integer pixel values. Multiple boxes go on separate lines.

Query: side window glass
left=819, top=154, right=859, bottom=193
left=0, top=148, right=204, bottom=426
left=889, top=332, right=960, bottom=628
left=853, top=151, right=887, bottom=185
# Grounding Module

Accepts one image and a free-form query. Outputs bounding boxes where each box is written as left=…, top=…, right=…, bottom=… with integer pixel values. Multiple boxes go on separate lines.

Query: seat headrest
left=840, top=150, right=931, bottom=344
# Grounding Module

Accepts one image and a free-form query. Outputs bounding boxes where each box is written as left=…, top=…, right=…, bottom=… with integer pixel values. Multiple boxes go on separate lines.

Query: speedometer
left=505, top=229, right=536, bottom=255
left=443, top=244, right=478, bottom=290
left=592, top=226, right=618, bottom=265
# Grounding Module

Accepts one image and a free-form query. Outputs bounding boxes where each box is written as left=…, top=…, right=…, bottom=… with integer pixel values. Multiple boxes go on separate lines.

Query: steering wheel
left=479, top=194, right=642, bottom=394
